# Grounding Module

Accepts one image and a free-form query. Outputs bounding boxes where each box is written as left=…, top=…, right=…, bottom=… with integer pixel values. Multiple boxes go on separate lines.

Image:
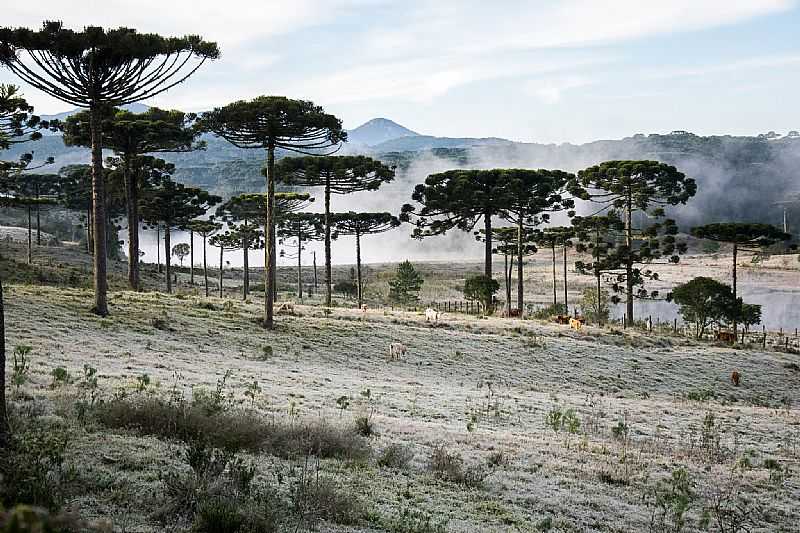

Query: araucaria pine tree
left=401, top=169, right=508, bottom=280
left=0, top=84, right=53, bottom=150
left=572, top=213, right=625, bottom=326
left=186, top=219, right=221, bottom=297
left=139, top=171, right=220, bottom=293
left=499, top=169, right=575, bottom=311
left=198, top=97, right=344, bottom=328
left=475, top=227, right=537, bottom=311
left=690, top=222, right=789, bottom=337
left=533, top=226, right=575, bottom=314
left=277, top=156, right=394, bottom=308
left=63, top=106, right=204, bottom=290
left=209, top=229, right=241, bottom=299
left=0, top=21, right=219, bottom=315
left=572, top=161, right=697, bottom=324
left=331, top=212, right=400, bottom=307
left=277, top=212, right=324, bottom=302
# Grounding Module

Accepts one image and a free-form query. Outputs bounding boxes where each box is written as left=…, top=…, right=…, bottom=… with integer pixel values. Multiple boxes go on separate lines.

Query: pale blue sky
left=3, top=0, right=799, bottom=143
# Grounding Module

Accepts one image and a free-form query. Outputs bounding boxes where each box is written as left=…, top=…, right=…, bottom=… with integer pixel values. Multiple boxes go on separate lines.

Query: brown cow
left=730, top=370, right=741, bottom=386
left=716, top=331, right=737, bottom=344
left=553, top=315, right=570, bottom=325
left=569, top=317, right=586, bottom=331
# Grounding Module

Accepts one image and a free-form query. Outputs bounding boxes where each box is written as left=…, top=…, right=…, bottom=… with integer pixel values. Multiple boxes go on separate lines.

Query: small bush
left=532, top=303, right=566, bottom=320
left=150, top=316, right=171, bottom=331
left=545, top=406, right=580, bottom=434
left=50, top=367, right=72, bottom=388
left=12, top=344, right=32, bottom=389
left=428, top=443, right=488, bottom=488
left=377, top=443, right=414, bottom=469
left=354, top=414, right=375, bottom=437
left=291, top=475, right=365, bottom=526
left=0, top=420, right=72, bottom=510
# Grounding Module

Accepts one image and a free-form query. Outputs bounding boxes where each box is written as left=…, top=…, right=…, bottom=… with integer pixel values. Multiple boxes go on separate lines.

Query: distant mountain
left=39, top=102, right=151, bottom=124
left=4, top=103, right=800, bottom=231
left=346, top=118, right=419, bottom=146
left=370, top=135, right=513, bottom=152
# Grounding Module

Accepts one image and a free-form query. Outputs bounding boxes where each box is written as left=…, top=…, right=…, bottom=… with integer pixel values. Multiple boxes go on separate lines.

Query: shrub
left=545, top=406, right=580, bottom=434
left=581, top=287, right=610, bottom=324
left=427, top=443, right=487, bottom=488
left=50, top=367, right=72, bottom=388
left=463, top=275, right=500, bottom=313
left=377, top=443, right=414, bottom=469
left=0, top=420, right=72, bottom=510
left=291, top=475, right=365, bottom=526
left=12, top=344, right=32, bottom=389
left=95, top=396, right=370, bottom=460
left=354, top=414, right=375, bottom=437
left=532, top=303, right=566, bottom=320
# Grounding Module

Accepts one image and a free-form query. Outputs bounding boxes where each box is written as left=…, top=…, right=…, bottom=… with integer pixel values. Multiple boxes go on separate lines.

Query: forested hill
left=3, top=127, right=799, bottom=229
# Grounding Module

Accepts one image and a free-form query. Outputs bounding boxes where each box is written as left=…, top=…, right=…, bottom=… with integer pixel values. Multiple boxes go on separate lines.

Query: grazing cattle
left=388, top=342, right=407, bottom=361
left=361, top=304, right=368, bottom=313
left=569, top=317, right=585, bottom=331
left=502, top=307, right=522, bottom=318
left=276, top=302, right=294, bottom=314
left=730, top=370, right=741, bottom=386
left=553, top=315, right=571, bottom=325
left=425, top=308, right=440, bottom=322
left=716, top=331, right=737, bottom=344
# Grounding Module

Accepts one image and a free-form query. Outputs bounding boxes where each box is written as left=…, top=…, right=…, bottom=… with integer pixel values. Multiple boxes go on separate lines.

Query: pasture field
left=3, top=241, right=800, bottom=532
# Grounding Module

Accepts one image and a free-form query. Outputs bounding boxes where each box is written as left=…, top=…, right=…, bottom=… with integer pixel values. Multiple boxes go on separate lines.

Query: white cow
left=425, top=308, right=440, bottom=322
left=388, top=342, right=407, bottom=361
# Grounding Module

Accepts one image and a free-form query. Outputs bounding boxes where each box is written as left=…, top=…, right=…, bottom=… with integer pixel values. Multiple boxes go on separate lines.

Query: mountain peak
left=347, top=118, right=419, bottom=146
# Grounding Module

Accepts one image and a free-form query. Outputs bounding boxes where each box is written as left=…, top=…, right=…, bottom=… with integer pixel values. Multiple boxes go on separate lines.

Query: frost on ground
left=4, top=282, right=799, bottom=532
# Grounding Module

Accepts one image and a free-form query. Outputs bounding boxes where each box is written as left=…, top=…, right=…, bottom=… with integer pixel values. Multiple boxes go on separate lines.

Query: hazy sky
left=2, top=1, right=799, bottom=144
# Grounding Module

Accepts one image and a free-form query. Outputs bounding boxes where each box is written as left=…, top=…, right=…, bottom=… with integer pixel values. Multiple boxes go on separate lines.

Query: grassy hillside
left=2, top=244, right=799, bottom=531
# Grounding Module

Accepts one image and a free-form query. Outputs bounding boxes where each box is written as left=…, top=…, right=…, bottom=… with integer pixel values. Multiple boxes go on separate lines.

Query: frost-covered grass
left=4, top=280, right=800, bottom=532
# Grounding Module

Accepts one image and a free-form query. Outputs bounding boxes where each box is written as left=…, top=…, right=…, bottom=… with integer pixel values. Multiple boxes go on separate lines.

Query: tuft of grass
left=427, top=443, right=488, bottom=488
left=95, top=396, right=370, bottom=460
left=377, top=443, right=415, bottom=470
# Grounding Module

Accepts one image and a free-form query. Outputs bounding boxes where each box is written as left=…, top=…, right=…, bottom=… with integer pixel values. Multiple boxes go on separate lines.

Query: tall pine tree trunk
left=189, top=230, right=194, bottom=286
left=503, top=253, right=510, bottom=308
left=625, top=194, right=634, bottom=326
left=218, top=245, right=224, bottom=298
left=27, top=204, right=32, bottom=265
left=732, top=243, right=738, bottom=338
left=165, top=226, right=172, bottom=293
left=313, top=251, right=318, bottom=295
left=89, top=104, right=109, bottom=316
left=356, top=229, right=363, bottom=308
left=551, top=244, right=557, bottom=308
left=35, top=183, right=41, bottom=246
left=86, top=209, right=93, bottom=255
left=203, top=235, right=209, bottom=297
left=124, top=155, right=140, bottom=291
left=563, top=244, right=568, bottom=315
left=484, top=212, right=492, bottom=278
left=242, top=231, right=249, bottom=301
left=156, top=226, right=161, bottom=274
left=324, top=176, right=332, bottom=308
left=516, top=220, right=524, bottom=312
left=264, top=143, right=276, bottom=328
left=0, top=273, right=7, bottom=446
left=297, top=228, right=303, bottom=302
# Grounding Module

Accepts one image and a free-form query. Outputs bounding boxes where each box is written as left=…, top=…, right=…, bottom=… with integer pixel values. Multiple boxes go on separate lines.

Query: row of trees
left=400, top=162, right=698, bottom=321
